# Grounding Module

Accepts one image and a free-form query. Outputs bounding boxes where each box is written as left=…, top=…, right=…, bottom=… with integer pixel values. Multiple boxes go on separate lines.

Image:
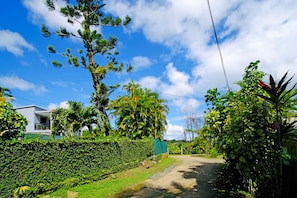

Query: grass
left=41, top=156, right=179, bottom=198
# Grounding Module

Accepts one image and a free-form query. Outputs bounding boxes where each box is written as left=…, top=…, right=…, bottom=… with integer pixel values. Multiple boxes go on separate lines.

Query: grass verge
left=41, top=156, right=179, bottom=198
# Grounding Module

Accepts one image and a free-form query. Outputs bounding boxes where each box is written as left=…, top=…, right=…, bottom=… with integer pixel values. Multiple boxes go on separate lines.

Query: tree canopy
left=205, top=61, right=297, bottom=197
left=0, top=88, right=27, bottom=140
left=108, top=81, right=169, bottom=139
left=42, top=0, right=132, bottom=135
left=51, top=101, right=100, bottom=137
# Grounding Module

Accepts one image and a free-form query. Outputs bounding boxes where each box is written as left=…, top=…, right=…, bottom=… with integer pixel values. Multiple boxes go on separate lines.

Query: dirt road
left=129, top=155, right=224, bottom=198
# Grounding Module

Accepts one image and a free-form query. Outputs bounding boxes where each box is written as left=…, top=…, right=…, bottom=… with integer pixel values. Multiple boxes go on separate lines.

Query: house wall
left=16, top=107, right=35, bottom=132
left=16, top=106, right=51, bottom=134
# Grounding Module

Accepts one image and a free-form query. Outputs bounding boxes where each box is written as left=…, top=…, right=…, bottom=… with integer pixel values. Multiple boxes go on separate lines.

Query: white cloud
left=0, top=76, right=47, bottom=95
left=139, top=63, right=200, bottom=115
left=138, top=76, right=161, bottom=91
left=0, top=30, right=35, bottom=56
left=106, top=0, right=297, bottom=140
left=106, top=0, right=297, bottom=93
left=48, top=101, right=69, bottom=110
left=164, top=121, right=184, bottom=140
left=21, top=0, right=297, bottom=140
left=131, top=56, right=153, bottom=70
left=161, top=63, right=194, bottom=97
left=160, top=63, right=199, bottom=114
left=47, top=103, right=57, bottom=110
left=23, top=0, right=83, bottom=36
left=173, top=98, right=200, bottom=113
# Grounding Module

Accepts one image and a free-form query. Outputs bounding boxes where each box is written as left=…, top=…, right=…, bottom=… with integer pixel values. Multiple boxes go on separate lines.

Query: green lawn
left=42, top=156, right=179, bottom=198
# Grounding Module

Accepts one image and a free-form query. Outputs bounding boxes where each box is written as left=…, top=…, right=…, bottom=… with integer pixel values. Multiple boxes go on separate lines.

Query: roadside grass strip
left=42, top=157, right=179, bottom=198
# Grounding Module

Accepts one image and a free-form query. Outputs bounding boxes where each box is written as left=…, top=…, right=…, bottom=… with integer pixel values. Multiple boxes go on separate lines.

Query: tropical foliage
left=42, top=0, right=132, bottom=135
left=51, top=101, right=100, bottom=137
left=258, top=71, right=297, bottom=197
left=0, top=87, right=14, bottom=102
left=205, top=61, right=297, bottom=197
left=108, top=81, right=169, bottom=139
left=0, top=100, right=27, bottom=141
left=258, top=72, right=297, bottom=143
left=1, top=140, right=152, bottom=197
left=167, top=138, right=217, bottom=156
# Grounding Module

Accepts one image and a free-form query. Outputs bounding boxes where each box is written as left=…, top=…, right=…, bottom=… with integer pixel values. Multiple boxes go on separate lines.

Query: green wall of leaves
left=0, top=139, right=152, bottom=197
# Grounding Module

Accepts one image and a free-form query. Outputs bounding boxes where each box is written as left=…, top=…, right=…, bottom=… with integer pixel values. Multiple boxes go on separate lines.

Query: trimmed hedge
left=0, top=139, right=152, bottom=197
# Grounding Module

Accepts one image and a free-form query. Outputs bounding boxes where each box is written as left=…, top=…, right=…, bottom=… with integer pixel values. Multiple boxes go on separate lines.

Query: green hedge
left=0, top=139, right=152, bottom=197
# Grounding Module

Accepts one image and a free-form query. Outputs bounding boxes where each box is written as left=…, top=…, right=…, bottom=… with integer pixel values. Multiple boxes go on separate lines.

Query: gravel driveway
left=129, top=155, right=224, bottom=198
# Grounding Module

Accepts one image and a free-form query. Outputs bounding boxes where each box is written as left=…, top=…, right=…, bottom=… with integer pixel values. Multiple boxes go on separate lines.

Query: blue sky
left=1, top=0, right=297, bottom=140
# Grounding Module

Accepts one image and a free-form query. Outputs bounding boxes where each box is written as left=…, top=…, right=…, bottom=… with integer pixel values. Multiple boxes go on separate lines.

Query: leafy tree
left=51, top=101, right=100, bottom=137
left=205, top=61, right=284, bottom=197
left=108, top=81, right=169, bottom=139
left=0, top=87, right=14, bottom=102
left=0, top=101, right=27, bottom=140
left=51, top=108, right=66, bottom=136
left=42, top=0, right=132, bottom=135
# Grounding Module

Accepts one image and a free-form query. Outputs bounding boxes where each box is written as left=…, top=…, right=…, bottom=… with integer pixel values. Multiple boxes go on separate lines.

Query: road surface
left=129, top=155, right=224, bottom=198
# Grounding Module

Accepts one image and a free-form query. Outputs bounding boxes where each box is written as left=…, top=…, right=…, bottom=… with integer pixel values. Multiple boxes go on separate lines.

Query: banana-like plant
left=258, top=72, right=297, bottom=196
left=258, top=72, right=297, bottom=143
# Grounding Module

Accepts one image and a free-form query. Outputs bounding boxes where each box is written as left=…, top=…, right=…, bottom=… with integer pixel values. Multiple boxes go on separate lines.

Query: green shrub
left=209, top=147, right=219, bottom=158
left=0, top=139, right=152, bottom=197
left=0, top=101, right=27, bottom=140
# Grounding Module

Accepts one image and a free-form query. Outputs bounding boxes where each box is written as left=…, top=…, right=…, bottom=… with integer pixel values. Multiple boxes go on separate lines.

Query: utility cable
left=206, top=0, right=231, bottom=91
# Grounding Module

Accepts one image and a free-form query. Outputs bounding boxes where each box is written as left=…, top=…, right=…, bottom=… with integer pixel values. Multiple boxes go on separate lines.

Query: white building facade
left=16, top=105, right=52, bottom=134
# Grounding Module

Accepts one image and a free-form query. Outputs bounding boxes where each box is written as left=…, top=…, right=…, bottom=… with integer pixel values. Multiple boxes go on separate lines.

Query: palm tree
left=143, top=89, right=168, bottom=139
left=51, top=101, right=100, bottom=137
left=108, top=81, right=169, bottom=139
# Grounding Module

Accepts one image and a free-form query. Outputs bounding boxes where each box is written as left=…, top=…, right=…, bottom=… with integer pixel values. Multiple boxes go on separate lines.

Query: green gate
left=154, top=139, right=168, bottom=155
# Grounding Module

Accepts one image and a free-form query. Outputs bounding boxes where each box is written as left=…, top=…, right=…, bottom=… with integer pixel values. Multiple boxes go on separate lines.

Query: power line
left=206, top=0, right=231, bottom=91
left=13, top=95, right=50, bottom=106
left=159, top=92, right=204, bottom=100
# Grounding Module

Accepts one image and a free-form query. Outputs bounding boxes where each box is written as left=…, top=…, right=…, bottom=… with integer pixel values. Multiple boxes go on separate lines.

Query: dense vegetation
left=0, top=88, right=27, bottom=141
left=51, top=101, right=101, bottom=137
left=51, top=81, right=169, bottom=140
left=205, top=61, right=297, bottom=197
left=109, top=81, right=169, bottom=139
left=1, top=0, right=297, bottom=197
left=0, top=139, right=152, bottom=197
left=167, top=137, right=218, bottom=157
left=0, top=2, right=170, bottom=196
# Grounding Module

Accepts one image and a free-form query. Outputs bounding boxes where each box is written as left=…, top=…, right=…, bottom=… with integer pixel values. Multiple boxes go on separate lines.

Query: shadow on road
left=113, top=160, right=223, bottom=198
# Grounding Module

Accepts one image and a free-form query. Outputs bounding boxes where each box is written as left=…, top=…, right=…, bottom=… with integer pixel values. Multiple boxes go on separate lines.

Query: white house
left=15, top=105, right=52, bottom=134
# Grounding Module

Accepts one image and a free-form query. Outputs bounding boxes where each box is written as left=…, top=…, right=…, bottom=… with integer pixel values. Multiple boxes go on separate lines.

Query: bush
left=0, top=139, right=152, bottom=197
left=209, top=147, right=219, bottom=158
left=0, top=101, right=27, bottom=140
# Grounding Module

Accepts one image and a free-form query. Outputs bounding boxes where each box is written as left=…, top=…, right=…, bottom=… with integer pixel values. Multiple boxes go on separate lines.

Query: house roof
left=15, top=105, right=47, bottom=111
